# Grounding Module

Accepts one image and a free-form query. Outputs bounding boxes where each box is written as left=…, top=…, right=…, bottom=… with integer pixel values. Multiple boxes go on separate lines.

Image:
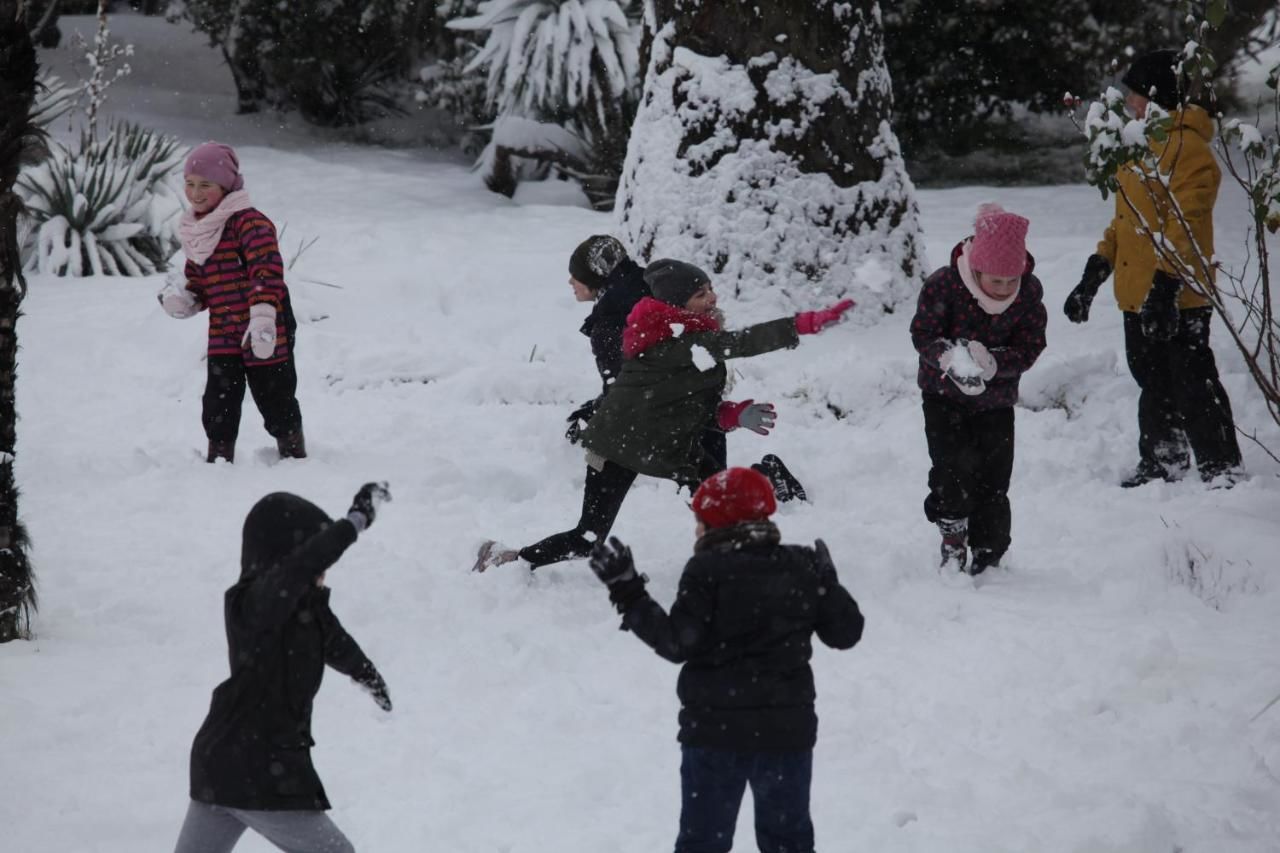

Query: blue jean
left=675, top=746, right=815, bottom=853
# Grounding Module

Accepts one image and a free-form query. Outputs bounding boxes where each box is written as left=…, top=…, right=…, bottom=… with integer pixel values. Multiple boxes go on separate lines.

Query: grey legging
left=173, top=801, right=354, bottom=853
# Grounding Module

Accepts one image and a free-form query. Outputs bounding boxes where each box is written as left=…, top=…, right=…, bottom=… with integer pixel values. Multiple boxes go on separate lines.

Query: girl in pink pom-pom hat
left=908, top=203, right=1048, bottom=576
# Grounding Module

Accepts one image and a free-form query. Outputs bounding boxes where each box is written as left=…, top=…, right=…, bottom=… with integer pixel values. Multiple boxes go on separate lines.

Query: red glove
left=717, top=399, right=776, bottom=435
left=795, top=299, right=855, bottom=335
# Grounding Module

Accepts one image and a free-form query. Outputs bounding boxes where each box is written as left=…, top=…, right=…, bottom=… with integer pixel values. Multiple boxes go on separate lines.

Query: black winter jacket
left=579, top=258, right=648, bottom=395
left=619, top=523, right=864, bottom=750
left=188, top=493, right=383, bottom=811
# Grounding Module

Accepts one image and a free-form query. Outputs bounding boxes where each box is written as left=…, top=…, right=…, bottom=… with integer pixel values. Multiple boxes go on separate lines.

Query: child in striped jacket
left=158, top=142, right=305, bottom=463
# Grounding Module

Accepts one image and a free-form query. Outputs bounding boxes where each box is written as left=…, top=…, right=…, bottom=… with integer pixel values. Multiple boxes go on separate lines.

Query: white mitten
left=967, top=340, right=998, bottom=381
left=157, top=272, right=201, bottom=319
left=939, top=342, right=986, bottom=396
left=242, top=303, right=278, bottom=359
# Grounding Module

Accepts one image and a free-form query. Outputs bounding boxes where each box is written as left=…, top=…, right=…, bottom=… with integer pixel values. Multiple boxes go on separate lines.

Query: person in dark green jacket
left=475, top=258, right=853, bottom=572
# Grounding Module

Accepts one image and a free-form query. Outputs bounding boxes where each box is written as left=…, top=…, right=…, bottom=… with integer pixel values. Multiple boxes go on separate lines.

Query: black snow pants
left=1123, top=307, right=1241, bottom=478
left=203, top=349, right=303, bottom=444
left=922, top=394, right=1015, bottom=563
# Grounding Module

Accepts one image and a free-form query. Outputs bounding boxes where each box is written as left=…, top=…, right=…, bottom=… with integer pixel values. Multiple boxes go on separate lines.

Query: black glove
left=1063, top=254, right=1112, bottom=323
left=355, top=668, right=392, bottom=712
left=812, top=538, right=839, bottom=585
left=1139, top=271, right=1182, bottom=341
left=590, top=536, right=647, bottom=610
left=565, top=398, right=600, bottom=445
left=347, top=482, right=391, bottom=532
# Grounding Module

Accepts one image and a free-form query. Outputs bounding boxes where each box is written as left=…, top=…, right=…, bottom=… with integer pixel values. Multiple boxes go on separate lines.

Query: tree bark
left=0, top=0, right=38, bottom=642
left=618, top=0, right=921, bottom=311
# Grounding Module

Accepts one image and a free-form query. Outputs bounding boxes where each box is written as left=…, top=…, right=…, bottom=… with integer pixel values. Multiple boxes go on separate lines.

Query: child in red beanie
left=589, top=467, right=864, bottom=853
left=157, top=141, right=305, bottom=464
left=909, top=203, right=1047, bottom=575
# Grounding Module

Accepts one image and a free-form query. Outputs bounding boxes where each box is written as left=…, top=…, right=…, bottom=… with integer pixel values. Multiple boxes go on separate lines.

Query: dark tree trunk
left=618, top=0, right=921, bottom=311
left=0, top=1, right=38, bottom=642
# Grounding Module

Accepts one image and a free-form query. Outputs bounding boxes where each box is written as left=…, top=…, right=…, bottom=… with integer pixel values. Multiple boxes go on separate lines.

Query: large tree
left=0, top=1, right=38, bottom=641
left=616, top=0, right=921, bottom=312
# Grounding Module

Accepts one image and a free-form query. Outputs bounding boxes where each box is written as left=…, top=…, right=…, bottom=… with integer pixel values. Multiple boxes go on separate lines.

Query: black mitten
left=1063, top=254, right=1112, bottom=323
left=591, top=537, right=648, bottom=611
left=347, top=482, right=391, bottom=532
left=812, top=538, right=839, bottom=585
left=565, top=398, right=600, bottom=444
left=355, top=668, right=392, bottom=712
left=1140, top=271, right=1182, bottom=341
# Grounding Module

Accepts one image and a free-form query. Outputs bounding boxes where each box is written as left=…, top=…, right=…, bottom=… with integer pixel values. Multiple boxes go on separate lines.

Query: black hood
left=581, top=257, right=647, bottom=335
left=240, top=492, right=333, bottom=579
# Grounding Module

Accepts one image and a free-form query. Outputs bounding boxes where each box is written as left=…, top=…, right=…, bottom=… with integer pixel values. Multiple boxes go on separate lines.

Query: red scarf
left=622, top=297, right=721, bottom=358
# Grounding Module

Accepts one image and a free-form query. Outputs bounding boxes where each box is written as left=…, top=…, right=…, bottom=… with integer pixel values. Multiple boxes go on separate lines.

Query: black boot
left=207, top=440, right=235, bottom=464
left=277, top=429, right=307, bottom=459
left=753, top=454, right=807, bottom=503
left=1120, top=459, right=1175, bottom=488
left=970, top=547, right=1001, bottom=576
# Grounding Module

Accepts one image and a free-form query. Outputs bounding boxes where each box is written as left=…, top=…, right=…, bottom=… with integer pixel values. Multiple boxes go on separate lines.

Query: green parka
left=580, top=297, right=799, bottom=482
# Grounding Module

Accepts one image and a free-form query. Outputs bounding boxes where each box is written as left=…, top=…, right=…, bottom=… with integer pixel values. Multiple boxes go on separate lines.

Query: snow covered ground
left=4, top=13, right=1280, bottom=853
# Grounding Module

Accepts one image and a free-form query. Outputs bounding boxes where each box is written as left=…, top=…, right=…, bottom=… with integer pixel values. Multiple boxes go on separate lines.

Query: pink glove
left=795, top=299, right=855, bottom=335
left=717, top=399, right=777, bottom=435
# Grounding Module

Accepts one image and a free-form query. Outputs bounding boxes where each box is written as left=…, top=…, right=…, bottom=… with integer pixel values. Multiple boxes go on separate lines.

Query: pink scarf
left=179, top=190, right=254, bottom=265
left=957, top=240, right=1019, bottom=315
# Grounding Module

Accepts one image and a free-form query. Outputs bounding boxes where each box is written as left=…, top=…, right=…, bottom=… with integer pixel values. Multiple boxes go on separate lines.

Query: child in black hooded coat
left=173, top=483, right=391, bottom=853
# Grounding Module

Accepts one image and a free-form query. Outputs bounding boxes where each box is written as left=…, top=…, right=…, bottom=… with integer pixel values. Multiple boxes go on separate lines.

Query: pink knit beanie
left=968, top=203, right=1029, bottom=277
left=185, top=142, right=244, bottom=192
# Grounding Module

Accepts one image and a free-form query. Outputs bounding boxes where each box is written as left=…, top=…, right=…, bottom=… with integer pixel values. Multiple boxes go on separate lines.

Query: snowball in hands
left=939, top=341, right=987, bottom=396
left=242, top=303, right=277, bottom=359
left=157, top=271, right=200, bottom=319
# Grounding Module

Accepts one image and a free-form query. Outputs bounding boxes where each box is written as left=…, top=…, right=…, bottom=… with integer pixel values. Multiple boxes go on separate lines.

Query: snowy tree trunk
left=617, top=0, right=921, bottom=313
left=0, top=1, right=38, bottom=642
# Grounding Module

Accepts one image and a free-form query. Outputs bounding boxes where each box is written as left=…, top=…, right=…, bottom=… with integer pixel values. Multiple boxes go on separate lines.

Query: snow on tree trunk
left=617, top=0, right=921, bottom=314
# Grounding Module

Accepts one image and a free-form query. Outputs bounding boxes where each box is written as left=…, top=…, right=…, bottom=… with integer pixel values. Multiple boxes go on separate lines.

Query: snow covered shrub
left=618, top=1, right=921, bottom=313
left=447, top=0, right=643, bottom=208
left=17, top=123, right=185, bottom=277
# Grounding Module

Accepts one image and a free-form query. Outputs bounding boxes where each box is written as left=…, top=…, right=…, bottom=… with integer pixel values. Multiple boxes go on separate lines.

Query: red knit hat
left=968, top=203, right=1029, bottom=277
left=691, top=467, right=777, bottom=529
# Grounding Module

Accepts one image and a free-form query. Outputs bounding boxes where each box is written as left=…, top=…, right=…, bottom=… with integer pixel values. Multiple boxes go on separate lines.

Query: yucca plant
left=30, top=70, right=78, bottom=132
left=17, top=121, right=185, bottom=277
left=447, top=0, right=643, bottom=207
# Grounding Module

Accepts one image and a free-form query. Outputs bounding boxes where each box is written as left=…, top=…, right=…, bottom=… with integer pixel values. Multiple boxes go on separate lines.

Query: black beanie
left=568, top=235, right=628, bottom=290
left=240, top=492, right=332, bottom=579
left=1121, top=49, right=1184, bottom=111
left=643, top=258, right=711, bottom=307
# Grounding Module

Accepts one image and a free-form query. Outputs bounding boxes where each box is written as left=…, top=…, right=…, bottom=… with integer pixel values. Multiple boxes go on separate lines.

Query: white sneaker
left=473, top=540, right=520, bottom=573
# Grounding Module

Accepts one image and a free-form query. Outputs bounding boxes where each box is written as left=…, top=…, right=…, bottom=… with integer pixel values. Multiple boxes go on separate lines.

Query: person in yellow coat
left=1063, top=49, right=1242, bottom=488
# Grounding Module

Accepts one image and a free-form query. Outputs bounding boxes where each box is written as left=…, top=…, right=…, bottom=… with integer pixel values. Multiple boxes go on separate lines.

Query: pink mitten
left=795, top=299, right=855, bottom=335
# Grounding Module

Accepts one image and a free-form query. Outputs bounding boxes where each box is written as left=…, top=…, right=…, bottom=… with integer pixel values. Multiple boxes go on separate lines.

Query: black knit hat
left=643, top=258, right=711, bottom=307
left=1121, top=49, right=1184, bottom=110
left=568, top=235, right=628, bottom=290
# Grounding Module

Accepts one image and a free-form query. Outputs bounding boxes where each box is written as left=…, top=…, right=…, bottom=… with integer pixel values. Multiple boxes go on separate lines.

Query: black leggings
left=518, top=458, right=713, bottom=569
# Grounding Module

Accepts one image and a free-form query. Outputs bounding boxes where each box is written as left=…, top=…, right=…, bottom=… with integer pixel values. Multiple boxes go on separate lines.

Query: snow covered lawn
left=3, top=13, right=1280, bottom=853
